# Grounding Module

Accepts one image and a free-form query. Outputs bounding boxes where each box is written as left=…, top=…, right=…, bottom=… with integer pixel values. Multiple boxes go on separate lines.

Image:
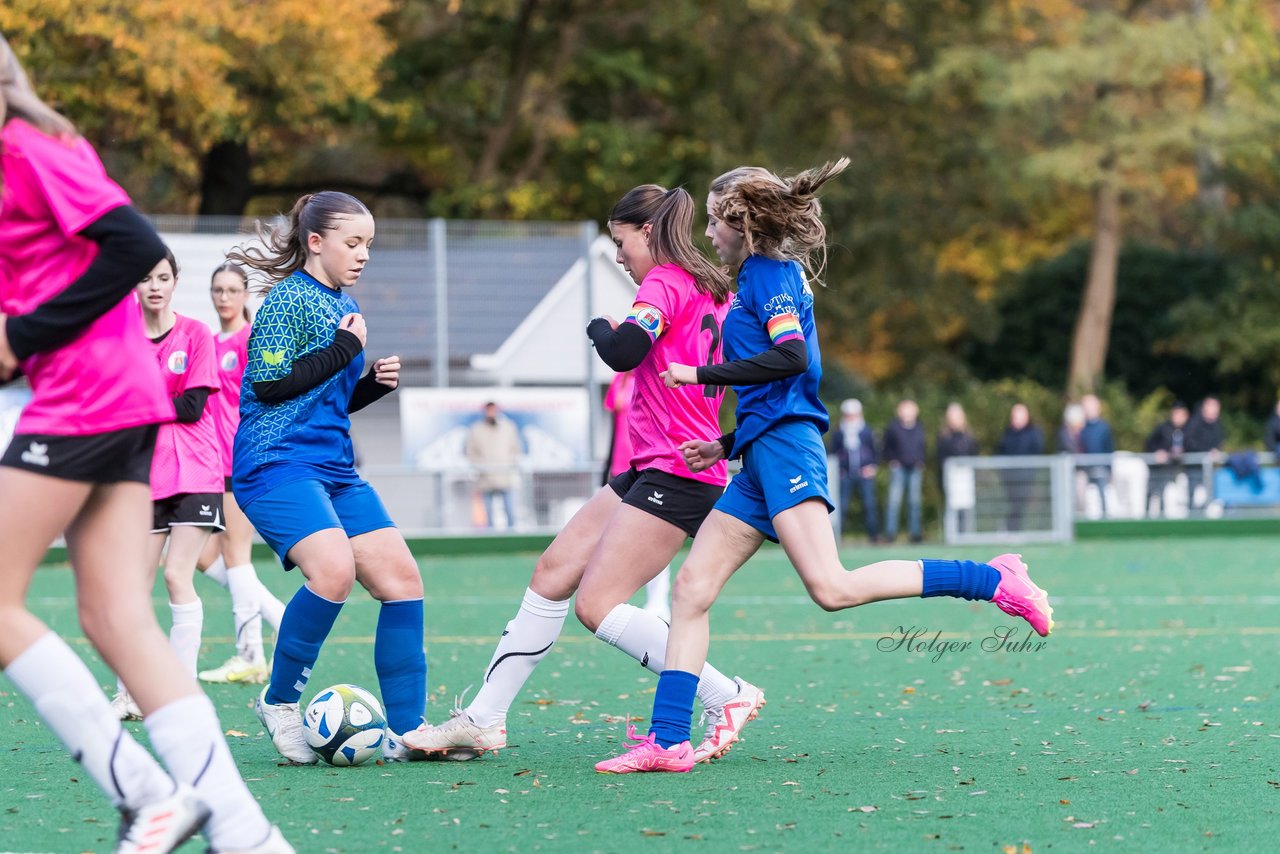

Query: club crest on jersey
left=167, top=351, right=189, bottom=374
left=633, top=305, right=663, bottom=334
left=220, top=351, right=239, bottom=371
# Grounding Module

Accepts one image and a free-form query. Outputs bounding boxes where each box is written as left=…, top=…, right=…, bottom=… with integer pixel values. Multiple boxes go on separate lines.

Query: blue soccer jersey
left=232, top=271, right=364, bottom=506
left=723, top=255, right=828, bottom=455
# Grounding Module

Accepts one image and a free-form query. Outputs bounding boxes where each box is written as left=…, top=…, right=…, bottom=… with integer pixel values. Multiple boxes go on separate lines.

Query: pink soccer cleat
left=989, top=553, right=1054, bottom=637
left=594, top=724, right=694, bottom=774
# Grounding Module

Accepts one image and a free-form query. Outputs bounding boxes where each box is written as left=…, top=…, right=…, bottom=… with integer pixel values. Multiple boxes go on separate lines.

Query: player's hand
left=661, top=362, right=698, bottom=388
left=372, top=355, right=400, bottom=389
left=0, top=314, right=16, bottom=381
left=340, top=313, right=367, bottom=347
left=679, top=438, right=724, bottom=473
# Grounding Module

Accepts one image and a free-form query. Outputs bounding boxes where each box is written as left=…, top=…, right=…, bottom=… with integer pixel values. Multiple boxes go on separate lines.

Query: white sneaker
left=254, top=687, right=317, bottom=764
left=110, top=691, right=143, bottom=722
left=199, top=654, right=270, bottom=685
left=210, top=824, right=295, bottom=854
left=381, top=730, right=429, bottom=762
left=115, top=783, right=209, bottom=854
left=401, top=707, right=506, bottom=758
left=693, top=677, right=765, bottom=763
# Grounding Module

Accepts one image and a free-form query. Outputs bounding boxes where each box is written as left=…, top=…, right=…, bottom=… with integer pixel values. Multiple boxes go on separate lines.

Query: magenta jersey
left=0, top=119, right=171, bottom=436
left=623, top=264, right=730, bottom=486
left=605, top=370, right=636, bottom=478
left=149, top=314, right=222, bottom=499
left=209, top=324, right=250, bottom=478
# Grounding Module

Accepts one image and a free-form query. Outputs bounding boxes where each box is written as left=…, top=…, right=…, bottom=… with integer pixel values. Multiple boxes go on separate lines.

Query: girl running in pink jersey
left=404, top=185, right=765, bottom=763
left=197, top=261, right=287, bottom=686
left=109, top=249, right=224, bottom=719
left=0, top=34, right=289, bottom=853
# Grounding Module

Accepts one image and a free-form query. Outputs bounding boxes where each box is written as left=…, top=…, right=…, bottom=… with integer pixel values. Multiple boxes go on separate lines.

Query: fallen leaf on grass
left=225, top=730, right=249, bottom=738
left=848, top=806, right=878, bottom=813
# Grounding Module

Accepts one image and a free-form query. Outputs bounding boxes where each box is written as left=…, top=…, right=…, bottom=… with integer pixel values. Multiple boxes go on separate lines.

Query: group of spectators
left=831, top=394, right=1232, bottom=540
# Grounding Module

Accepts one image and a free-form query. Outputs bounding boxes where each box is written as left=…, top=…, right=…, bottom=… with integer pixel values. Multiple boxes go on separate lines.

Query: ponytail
left=609, top=185, right=731, bottom=303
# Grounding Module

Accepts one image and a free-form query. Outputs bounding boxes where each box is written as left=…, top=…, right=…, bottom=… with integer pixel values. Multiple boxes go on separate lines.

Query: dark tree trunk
left=198, top=140, right=254, bottom=218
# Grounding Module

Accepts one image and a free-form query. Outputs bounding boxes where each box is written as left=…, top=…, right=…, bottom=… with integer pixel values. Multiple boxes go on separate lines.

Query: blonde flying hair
left=709, top=157, right=849, bottom=285
left=0, top=34, right=75, bottom=138
left=609, top=185, right=732, bottom=304
left=227, top=191, right=371, bottom=294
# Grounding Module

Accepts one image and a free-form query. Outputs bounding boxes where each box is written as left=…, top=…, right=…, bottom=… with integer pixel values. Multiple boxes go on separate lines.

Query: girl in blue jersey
left=596, top=160, right=1055, bottom=774
left=227, top=191, right=427, bottom=764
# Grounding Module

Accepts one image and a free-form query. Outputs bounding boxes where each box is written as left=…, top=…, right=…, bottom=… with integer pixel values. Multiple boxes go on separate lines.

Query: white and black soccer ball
left=302, top=684, right=386, bottom=766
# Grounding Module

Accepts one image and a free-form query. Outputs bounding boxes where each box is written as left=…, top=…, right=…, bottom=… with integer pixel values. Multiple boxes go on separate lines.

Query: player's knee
left=78, top=596, right=149, bottom=646
left=573, top=595, right=603, bottom=633
left=371, top=558, right=423, bottom=602
left=804, top=579, right=847, bottom=612
left=671, top=569, right=714, bottom=614
left=307, top=559, right=357, bottom=601
left=531, top=555, right=578, bottom=602
left=161, top=565, right=195, bottom=599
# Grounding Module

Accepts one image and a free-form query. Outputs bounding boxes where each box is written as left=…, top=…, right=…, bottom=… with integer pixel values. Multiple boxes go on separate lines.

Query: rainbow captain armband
left=625, top=302, right=667, bottom=341
left=765, top=313, right=803, bottom=344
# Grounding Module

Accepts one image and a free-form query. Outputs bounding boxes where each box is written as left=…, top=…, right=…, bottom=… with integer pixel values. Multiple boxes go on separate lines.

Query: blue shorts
left=715, top=420, right=833, bottom=542
left=240, top=478, right=395, bottom=569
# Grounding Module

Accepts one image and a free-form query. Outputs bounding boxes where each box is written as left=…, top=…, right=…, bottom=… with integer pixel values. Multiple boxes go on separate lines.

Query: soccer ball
left=301, top=684, right=386, bottom=766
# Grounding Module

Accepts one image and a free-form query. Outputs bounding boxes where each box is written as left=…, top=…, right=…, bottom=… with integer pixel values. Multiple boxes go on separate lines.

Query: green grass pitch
left=2, top=537, right=1278, bottom=852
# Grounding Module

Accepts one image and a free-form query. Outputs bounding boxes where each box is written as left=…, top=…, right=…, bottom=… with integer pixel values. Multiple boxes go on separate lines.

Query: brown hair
left=609, top=185, right=731, bottom=304
left=708, top=158, right=849, bottom=285
left=0, top=34, right=75, bottom=137
left=211, top=260, right=252, bottom=322
left=228, top=191, right=370, bottom=293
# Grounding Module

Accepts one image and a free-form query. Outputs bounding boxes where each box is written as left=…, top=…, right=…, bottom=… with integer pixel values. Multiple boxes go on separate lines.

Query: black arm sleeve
left=172, top=387, right=212, bottom=423
left=718, top=430, right=737, bottom=461
left=349, top=369, right=395, bottom=413
left=5, top=205, right=167, bottom=361
left=587, top=318, right=653, bottom=372
left=252, top=330, right=363, bottom=404
left=695, top=339, right=808, bottom=386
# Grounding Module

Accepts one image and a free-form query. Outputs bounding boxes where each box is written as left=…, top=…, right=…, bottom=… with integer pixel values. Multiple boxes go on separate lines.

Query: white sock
left=225, top=564, right=265, bottom=663
left=642, top=566, right=671, bottom=615
left=146, top=694, right=272, bottom=850
left=168, top=599, right=203, bottom=676
left=6, top=633, right=174, bottom=811
left=203, top=555, right=228, bottom=587
left=595, top=603, right=738, bottom=711
left=466, top=588, right=570, bottom=728
left=256, top=578, right=285, bottom=632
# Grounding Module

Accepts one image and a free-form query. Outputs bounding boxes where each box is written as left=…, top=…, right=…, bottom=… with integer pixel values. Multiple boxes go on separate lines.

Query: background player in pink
left=0, top=35, right=289, bottom=854
left=604, top=369, right=671, bottom=619
left=405, top=184, right=764, bottom=763
left=197, top=261, right=287, bottom=686
left=111, top=249, right=225, bottom=720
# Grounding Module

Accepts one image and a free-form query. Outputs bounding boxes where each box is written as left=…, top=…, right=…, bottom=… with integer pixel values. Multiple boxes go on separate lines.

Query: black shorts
left=0, top=425, right=158, bottom=484
left=152, top=492, right=225, bottom=533
left=608, top=467, right=723, bottom=538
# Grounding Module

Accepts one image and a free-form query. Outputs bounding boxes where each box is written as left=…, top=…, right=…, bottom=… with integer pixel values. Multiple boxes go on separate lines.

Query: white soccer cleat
left=693, top=677, right=765, bottom=763
left=199, top=654, right=270, bottom=685
left=110, top=691, right=143, bottom=722
left=401, top=707, right=507, bottom=759
left=210, top=824, right=295, bottom=854
left=380, top=730, right=430, bottom=763
left=255, top=687, right=318, bottom=764
left=115, top=783, right=209, bottom=854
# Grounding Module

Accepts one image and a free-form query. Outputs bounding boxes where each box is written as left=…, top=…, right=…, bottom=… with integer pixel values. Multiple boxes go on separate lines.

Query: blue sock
left=374, top=599, right=427, bottom=735
left=266, top=585, right=344, bottom=705
left=920, top=559, right=1000, bottom=601
left=649, top=670, right=699, bottom=748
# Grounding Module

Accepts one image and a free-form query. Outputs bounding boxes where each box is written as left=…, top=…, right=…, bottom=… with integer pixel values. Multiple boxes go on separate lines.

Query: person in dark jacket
left=1144, top=400, right=1188, bottom=517
left=936, top=402, right=980, bottom=531
left=1264, top=400, right=1280, bottom=454
left=995, top=403, right=1045, bottom=531
left=830, top=399, right=880, bottom=542
left=1079, top=394, right=1115, bottom=517
left=1185, top=396, right=1223, bottom=510
left=882, top=399, right=926, bottom=543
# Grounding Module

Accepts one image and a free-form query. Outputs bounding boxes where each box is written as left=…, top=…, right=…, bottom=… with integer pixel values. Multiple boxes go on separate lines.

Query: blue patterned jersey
left=232, top=271, right=364, bottom=505
left=724, top=255, right=827, bottom=456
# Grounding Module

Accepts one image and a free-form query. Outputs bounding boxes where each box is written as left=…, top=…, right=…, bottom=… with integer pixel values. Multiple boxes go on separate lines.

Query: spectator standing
left=1185, top=396, right=1224, bottom=510
left=995, top=403, right=1045, bottom=532
left=1079, top=394, right=1115, bottom=517
left=882, top=399, right=925, bottom=543
left=1263, top=400, right=1280, bottom=454
left=830, top=399, right=880, bottom=543
left=1144, top=400, right=1189, bottom=517
left=1057, top=403, right=1085, bottom=454
left=936, top=402, right=980, bottom=531
left=465, top=401, right=522, bottom=529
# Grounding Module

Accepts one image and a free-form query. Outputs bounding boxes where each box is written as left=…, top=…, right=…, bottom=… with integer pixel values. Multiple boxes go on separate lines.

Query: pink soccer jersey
left=0, top=119, right=170, bottom=436
left=604, top=370, right=636, bottom=478
left=209, top=324, right=251, bottom=478
left=624, top=264, right=730, bottom=486
left=149, top=314, right=222, bottom=499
